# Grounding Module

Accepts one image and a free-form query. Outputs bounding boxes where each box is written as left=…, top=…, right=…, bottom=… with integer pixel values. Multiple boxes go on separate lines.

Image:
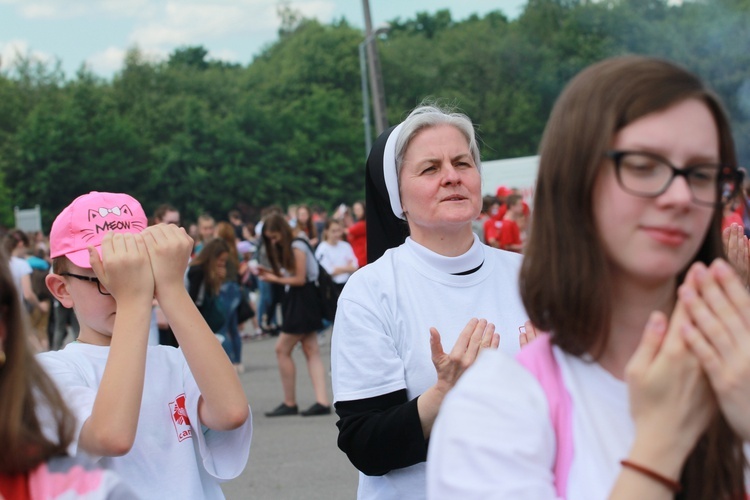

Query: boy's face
left=199, top=220, right=215, bottom=242
left=48, top=262, right=118, bottom=344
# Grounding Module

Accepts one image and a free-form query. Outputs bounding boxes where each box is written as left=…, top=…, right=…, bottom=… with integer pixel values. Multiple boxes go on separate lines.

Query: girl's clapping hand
left=680, top=259, right=750, bottom=440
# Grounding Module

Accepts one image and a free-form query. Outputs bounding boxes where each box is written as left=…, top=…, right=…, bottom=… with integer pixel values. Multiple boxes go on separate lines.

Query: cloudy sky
left=0, top=0, right=526, bottom=79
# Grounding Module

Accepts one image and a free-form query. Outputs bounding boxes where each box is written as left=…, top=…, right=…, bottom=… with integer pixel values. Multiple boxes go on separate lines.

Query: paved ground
left=221, top=329, right=359, bottom=499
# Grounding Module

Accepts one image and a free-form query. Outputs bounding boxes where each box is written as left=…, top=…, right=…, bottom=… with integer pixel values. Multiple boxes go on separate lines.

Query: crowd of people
left=3, top=55, right=750, bottom=499
left=1, top=199, right=370, bottom=353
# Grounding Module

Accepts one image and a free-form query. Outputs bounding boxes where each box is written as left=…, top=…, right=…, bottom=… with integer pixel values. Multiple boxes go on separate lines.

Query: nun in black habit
left=330, top=104, right=530, bottom=499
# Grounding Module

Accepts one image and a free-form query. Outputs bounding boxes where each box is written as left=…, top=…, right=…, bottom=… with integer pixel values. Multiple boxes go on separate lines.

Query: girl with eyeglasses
left=427, top=56, right=748, bottom=499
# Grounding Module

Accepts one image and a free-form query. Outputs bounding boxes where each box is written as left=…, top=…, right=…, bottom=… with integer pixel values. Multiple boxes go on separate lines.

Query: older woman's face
left=398, top=124, right=481, bottom=236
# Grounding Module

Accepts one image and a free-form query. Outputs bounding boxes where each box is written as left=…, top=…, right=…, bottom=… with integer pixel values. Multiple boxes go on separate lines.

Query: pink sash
left=516, top=334, right=573, bottom=499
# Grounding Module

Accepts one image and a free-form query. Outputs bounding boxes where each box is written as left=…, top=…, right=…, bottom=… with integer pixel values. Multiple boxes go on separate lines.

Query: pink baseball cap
left=50, top=191, right=147, bottom=268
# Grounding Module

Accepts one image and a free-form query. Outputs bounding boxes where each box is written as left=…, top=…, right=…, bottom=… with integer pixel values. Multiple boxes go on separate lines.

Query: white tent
left=481, top=155, right=539, bottom=204
left=14, top=205, right=42, bottom=233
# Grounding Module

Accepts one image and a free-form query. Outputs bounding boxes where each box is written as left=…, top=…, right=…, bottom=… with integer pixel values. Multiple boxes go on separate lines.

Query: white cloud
left=86, top=44, right=167, bottom=74
left=85, top=46, right=126, bottom=74
left=6, top=0, right=338, bottom=45
left=99, top=0, right=153, bottom=17
left=123, top=1, right=338, bottom=54
left=294, top=0, right=335, bottom=21
left=15, top=1, right=88, bottom=19
left=19, top=3, right=60, bottom=18
left=4, top=0, right=151, bottom=19
left=0, top=39, right=55, bottom=70
left=3, top=0, right=341, bottom=76
left=130, top=25, right=190, bottom=46
left=129, top=1, right=278, bottom=47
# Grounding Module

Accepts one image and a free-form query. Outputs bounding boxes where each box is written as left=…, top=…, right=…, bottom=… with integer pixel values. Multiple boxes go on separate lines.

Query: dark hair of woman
left=352, top=200, right=366, bottom=221
left=0, top=248, right=76, bottom=474
left=519, top=55, right=744, bottom=500
left=189, top=238, right=230, bottom=296
left=215, top=221, right=240, bottom=270
left=262, top=214, right=296, bottom=274
left=2, top=229, right=30, bottom=256
left=295, top=205, right=318, bottom=242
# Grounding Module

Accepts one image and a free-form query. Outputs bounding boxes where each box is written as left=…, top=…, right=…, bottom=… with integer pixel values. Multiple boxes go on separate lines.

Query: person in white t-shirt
left=0, top=252, right=134, bottom=499
left=427, top=56, right=749, bottom=499
left=331, top=104, right=531, bottom=500
left=37, top=191, right=252, bottom=500
left=315, top=219, right=358, bottom=291
left=3, top=229, right=47, bottom=315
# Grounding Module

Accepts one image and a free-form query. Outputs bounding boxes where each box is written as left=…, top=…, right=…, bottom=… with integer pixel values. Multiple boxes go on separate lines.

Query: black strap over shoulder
left=293, top=237, right=338, bottom=321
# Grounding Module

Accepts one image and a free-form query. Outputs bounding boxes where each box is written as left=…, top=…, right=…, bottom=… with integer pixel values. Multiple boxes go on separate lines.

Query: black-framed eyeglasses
left=60, top=273, right=111, bottom=296
left=605, top=150, right=743, bottom=206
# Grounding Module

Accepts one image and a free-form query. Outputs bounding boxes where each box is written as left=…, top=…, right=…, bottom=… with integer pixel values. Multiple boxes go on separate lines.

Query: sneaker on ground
left=265, top=403, right=298, bottom=417
left=300, top=402, right=332, bottom=417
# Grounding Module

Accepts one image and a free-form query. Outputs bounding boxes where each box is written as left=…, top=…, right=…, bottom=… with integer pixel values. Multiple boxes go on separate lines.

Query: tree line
left=0, top=0, right=748, bottom=228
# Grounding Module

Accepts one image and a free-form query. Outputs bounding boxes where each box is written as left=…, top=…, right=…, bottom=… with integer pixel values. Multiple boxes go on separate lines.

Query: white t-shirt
left=37, top=343, right=253, bottom=500
left=331, top=235, right=528, bottom=500
left=315, top=240, right=357, bottom=284
left=9, top=255, right=32, bottom=300
left=426, top=346, right=634, bottom=499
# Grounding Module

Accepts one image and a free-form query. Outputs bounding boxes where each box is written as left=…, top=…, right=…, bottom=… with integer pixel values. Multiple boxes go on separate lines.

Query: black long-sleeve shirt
left=335, top=389, right=428, bottom=476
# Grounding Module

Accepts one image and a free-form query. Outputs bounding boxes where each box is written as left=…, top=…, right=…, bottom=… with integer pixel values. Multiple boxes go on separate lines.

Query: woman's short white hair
left=394, top=104, right=482, bottom=179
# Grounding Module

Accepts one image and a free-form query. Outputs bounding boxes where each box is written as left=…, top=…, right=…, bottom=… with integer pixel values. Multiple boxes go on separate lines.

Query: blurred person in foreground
left=0, top=249, right=133, bottom=498
left=427, top=56, right=748, bottom=499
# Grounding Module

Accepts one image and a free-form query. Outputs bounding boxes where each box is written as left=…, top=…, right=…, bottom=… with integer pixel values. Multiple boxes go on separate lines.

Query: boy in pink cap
left=38, top=192, right=252, bottom=499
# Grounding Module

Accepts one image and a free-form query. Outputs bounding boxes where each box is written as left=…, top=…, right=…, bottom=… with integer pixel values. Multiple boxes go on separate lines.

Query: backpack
left=516, top=334, right=574, bottom=499
left=295, top=238, right=340, bottom=322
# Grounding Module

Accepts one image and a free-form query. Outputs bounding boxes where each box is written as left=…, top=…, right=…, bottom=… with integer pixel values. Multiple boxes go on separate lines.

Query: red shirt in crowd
left=498, top=219, right=522, bottom=252
left=347, top=220, right=367, bottom=267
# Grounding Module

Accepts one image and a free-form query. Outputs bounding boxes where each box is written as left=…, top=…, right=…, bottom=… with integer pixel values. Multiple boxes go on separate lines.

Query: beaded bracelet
left=620, top=459, right=682, bottom=493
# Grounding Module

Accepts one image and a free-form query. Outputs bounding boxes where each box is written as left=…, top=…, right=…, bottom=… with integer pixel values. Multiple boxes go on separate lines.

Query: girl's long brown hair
left=520, top=55, right=745, bottom=498
left=295, top=205, right=318, bottom=242
left=262, top=214, right=296, bottom=274
left=190, top=238, right=230, bottom=295
left=216, top=221, right=240, bottom=271
left=0, top=248, right=75, bottom=474
left=2, top=229, right=30, bottom=256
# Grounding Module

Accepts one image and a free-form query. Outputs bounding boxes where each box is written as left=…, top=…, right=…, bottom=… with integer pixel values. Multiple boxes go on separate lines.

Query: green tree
left=7, top=68, right=150, bottom=226
left=1, top=4, right=749, bottom=224
left=168, top=46, right=210, bottom=70
left=244, top=19, right=365, bottom=207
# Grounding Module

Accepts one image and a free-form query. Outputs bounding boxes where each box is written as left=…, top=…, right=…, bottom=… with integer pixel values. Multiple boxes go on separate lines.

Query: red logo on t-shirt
left=168, top=393, right=193, bottom=442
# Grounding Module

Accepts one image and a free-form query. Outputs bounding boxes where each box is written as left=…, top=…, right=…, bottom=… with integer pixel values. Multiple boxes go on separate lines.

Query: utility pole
left=358, top=41, right=372, bottom=157
left=361, top=0, right=388, bottom=134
